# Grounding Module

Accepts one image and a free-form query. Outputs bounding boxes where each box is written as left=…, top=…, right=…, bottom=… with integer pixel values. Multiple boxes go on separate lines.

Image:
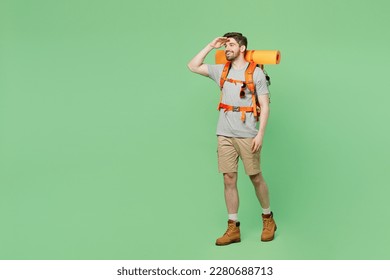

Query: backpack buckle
left=232, top=106, right=240, bottom=112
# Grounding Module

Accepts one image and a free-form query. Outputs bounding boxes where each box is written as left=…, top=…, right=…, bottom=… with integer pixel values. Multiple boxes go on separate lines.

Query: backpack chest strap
left=220, top=61, right=257, bottom=92
left=223, top=78, right=245, bottom=86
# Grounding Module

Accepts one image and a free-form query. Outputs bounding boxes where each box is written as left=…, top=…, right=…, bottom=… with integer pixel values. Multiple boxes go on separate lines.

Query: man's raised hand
left=209, top=37, right=228, bottom=49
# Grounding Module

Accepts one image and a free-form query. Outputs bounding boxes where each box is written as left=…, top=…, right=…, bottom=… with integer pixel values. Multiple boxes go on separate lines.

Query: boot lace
left=223, top=224, right=236, bottom=236
left=263, top=218, right=272, bottom=231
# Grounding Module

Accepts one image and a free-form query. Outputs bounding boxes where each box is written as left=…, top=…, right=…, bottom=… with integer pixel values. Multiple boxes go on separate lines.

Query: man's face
left=224, top=38, right=243, bottom=61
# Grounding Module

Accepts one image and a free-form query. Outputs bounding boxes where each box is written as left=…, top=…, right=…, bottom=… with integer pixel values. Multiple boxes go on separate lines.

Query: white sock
left=262, top=207, right=271, bottom=215
left=228, top=213, right=238, bottom=221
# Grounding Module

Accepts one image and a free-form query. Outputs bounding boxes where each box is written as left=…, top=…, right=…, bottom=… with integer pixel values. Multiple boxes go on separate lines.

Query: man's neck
left=231, top=56, right=247, bottom=70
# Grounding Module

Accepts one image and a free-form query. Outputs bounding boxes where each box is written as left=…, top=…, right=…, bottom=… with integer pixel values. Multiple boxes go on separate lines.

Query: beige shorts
left=217, top=135, right=261, bottom=175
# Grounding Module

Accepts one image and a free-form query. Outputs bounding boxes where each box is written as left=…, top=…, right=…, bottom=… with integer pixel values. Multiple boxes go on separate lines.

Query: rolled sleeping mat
left=215, top=50, right=281, bottom=65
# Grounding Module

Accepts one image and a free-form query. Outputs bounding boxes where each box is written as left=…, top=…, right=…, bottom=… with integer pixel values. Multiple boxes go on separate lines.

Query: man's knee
left=223, top=172, right=237, bottom=187
left=249, top=172, right=262, bottom=184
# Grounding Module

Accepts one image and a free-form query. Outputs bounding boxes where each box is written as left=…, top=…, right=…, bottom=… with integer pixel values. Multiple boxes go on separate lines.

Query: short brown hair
left=223, top=32, right=248, bottom=49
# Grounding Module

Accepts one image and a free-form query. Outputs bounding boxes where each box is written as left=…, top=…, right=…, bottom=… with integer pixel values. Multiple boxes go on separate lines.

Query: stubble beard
left=225, top=51, right=238, bottom=61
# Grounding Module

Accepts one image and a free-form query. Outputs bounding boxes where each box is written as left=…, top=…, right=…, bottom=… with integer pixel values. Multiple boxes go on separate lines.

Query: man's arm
left=187, top=37, right=227, bottom=76
left=252, top=94, right=270, bottom=153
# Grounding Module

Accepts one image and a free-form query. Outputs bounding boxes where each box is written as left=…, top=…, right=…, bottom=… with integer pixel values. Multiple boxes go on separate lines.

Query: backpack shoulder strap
left=219, top=62, right=231, bottom=89
left=245, top=61, right=257, bottom=93
left=245, top=61, right=261, bottom=121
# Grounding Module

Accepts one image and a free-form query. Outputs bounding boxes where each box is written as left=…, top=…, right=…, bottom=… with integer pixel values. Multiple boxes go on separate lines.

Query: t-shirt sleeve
left=207, top=64, right=223, bottom=85
left=255, top=68, right=269, bottom=95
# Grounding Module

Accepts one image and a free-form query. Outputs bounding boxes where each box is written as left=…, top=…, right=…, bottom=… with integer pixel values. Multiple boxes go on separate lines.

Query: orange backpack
left=215, top=50, right=280, bottom=122
left=217, top=61, right=261, bottom=122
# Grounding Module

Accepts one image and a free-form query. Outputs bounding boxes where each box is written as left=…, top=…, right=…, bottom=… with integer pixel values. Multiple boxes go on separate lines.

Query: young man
left=187, top=32, right=277, bottom=245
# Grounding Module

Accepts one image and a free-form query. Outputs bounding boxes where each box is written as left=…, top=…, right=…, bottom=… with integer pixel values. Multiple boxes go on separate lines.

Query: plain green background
left=1, top=0, right=389, bottom=259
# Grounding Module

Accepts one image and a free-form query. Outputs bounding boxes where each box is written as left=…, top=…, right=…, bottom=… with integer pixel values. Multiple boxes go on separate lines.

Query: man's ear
left=240, top=45, right=246, bottom=53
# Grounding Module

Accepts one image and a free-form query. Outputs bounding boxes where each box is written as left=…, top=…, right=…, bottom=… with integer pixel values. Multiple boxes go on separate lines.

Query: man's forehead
left=225, top=38, right=239, bottom=45
left=227, top=38, right=238, bottom=43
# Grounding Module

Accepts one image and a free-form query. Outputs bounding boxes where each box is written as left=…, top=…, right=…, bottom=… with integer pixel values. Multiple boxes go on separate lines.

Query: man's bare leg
left=249, top=172, right=270, bottom=209
left=215, top=172, right=241, bottom=246
left=250, top=172, right=277, bottom=241
left=224, top=172, right=239, bottom=214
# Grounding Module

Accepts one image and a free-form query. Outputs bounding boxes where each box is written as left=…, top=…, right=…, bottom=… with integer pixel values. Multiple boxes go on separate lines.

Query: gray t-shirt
left=207, top=63, right=269, bottom=138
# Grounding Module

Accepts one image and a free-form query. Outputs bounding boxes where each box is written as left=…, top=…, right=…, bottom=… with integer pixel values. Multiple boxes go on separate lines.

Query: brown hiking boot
left=261, top=212, right=277, bottom=242
left=215, top=220, right=241, bottom=246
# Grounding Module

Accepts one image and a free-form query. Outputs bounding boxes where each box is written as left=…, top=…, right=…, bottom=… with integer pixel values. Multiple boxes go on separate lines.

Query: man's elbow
left=259, top=98, right=270, bottom=111
left=187, top=63, right=194, bottom=72
left=187, top=63, right=208, bottom=77
left=187, top=63, right=197, bottom=73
